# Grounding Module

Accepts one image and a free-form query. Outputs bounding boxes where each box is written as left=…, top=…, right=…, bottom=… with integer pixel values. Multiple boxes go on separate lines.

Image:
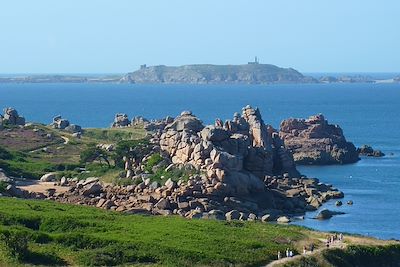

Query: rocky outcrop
left=357, top=145, right=385, bottom=157
left=0, top=168, right=12, bottom=184
left=50, top=116, right=82, bottom=133
left=315, top=209, right=345, bottom=220
left=16, top=171, right=342, bottom=223
left=112, top=113, right=131, bottom=128
left=7, top=106, right=345, bottom=223
left=0, top=108, right=25, bottom=126
left=121, top=64, right=316, bottom=84
left=279, top=114, right=359, bottom=165
left=159, top=106, right=299, bottom=196
left=112, top=113, right=173, bottom=132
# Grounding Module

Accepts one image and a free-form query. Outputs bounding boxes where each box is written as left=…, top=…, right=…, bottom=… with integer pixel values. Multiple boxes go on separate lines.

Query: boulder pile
left=0, top=107, right=25, bottom=126
left=357, top=145, right=385, bottom=157
left=50, top=115, right=82, bottom=133
left=112, top=113, right=131, bottom=127
left=13, top=172, right=342, bottom=222
left=279, top=114, right=359, bottom=164
left=111, top=113, right=173, bottom=132
left=158, top=106, right=300, bottom=195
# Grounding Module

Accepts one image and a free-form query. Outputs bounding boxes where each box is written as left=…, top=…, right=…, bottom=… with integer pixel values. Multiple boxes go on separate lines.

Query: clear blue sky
left=1, top=0, right=399, bottom=73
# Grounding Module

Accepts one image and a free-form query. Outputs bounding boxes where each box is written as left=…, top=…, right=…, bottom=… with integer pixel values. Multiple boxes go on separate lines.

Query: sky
left=0, top=0, right=399, bottom=73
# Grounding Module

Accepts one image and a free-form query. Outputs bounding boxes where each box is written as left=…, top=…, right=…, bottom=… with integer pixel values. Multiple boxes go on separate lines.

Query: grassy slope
left=0, top=124, right=147, bottom=180
left=281, top=245, right=400, bottom=267
left=0, top=197, right=310, bottom=266
left=0, top=198, right=397, bottom=267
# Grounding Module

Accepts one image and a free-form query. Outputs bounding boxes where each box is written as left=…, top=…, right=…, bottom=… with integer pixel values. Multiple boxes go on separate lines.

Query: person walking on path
left=286, top=248, right=289, bottom=257
left=303, top=246, right=307, bottom=255
left=277, top=251, right=281, bottom=260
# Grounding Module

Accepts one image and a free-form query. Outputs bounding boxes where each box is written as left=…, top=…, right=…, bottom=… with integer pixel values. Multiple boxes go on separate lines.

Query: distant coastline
left=0, top=63, right=399, bottom=84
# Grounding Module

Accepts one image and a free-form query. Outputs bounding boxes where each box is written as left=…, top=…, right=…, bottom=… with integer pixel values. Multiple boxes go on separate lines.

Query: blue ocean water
left=0, top=82, right=399, bottom=239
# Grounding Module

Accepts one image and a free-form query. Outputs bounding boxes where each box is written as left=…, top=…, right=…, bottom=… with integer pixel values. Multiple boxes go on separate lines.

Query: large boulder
left=2, top=108, right=25, bottom=126
left=164, top=111, right=204, bottom=132
left=65, top=124, right=82, bottom=134
left=315, top=209, right=345, bottom=220
left=112, top=113, right=130, bottom=127
left=0, top=169, right=12, bottom=183
left=82, top=182, right=103, bottom=196
left=50, top=115, right=70, bottom=130
left=279, top=114, right=359, bottom=165
left=40, top=173, right=57, bottom=182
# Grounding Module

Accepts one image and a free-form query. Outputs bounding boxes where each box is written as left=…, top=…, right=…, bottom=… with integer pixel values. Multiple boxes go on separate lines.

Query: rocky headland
left=1, top=106, right=345, bottom=222
left=279, top=114, right=359, bottom=165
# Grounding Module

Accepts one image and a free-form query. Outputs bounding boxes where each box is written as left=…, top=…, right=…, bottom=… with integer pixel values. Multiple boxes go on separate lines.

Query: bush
left=323, top=245, right=400, bottom=267
left=144, top=153, right=163, bottom=173
left=113, top=139, right=150, bottom=168
left=80, top=144, right=110, bottom=167
left=0, top=229, right=29, bottom=261
left=0, top=181, right=7, bottom=193
left=0, top=146, right=13, bottom=160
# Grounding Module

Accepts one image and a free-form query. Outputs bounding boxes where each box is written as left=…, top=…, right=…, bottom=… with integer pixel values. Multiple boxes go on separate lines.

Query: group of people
left=277, top=248, right=294, bottom=259
left=326, top=233, right=344, bottom=248
left=303, top=243, right=315, bottom=254
left=276, top=233, right=344, bottom=260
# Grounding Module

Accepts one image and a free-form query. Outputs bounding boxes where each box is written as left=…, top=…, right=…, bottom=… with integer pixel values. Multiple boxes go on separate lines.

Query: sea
left=0, top=82, right=399, bottom=240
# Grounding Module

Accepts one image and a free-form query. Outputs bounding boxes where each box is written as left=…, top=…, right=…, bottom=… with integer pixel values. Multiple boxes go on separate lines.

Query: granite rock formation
left=112, top=113, right=131, bottom=128
left=279, top=114, right=359, bottom=165
left=6, top=106, right=344, bottom=222
left=357, top=145, right=385, bottom=157
left=0, top=108, right=25, bottom=126
left=159, top=106, right=300, bottom=195
left=50, top=115, right=82, bottom=133
left=112, top=113, right=173, bottom=132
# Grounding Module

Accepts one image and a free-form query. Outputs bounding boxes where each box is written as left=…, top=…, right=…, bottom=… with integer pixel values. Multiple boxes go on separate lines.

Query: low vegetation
left=0, top=197, right=307, bottom=266
left=0, top=198, right=397, bottom=266
left=83, top=127, right=147, bottom=142
left=282, top=245, right=400, bottom=267
left=0, top=124, right=147, bottom=181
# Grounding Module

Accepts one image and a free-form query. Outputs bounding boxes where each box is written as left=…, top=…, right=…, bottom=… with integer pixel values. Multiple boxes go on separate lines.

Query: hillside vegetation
left=0, top=124, right=147, bottom=180
left=0, top=198, right=398, bottom=266
left=0, top=197, right=307, bottom=266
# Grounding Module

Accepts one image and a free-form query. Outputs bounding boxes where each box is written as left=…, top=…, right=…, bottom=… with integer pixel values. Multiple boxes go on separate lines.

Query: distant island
left=121, top=58, right=316, bottom=84
left=0, top=59, right=399, bottom=84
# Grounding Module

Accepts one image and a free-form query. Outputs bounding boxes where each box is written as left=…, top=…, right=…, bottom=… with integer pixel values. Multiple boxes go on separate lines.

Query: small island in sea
left=1, top=59, right=399, bottom=85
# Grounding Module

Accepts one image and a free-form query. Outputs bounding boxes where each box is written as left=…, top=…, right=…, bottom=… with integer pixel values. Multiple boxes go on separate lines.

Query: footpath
left=265, top=238, right=345, bottom=267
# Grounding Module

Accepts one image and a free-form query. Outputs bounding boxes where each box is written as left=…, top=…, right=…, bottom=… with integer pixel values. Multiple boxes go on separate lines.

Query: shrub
left=0, top=229, right=29, bottom=261
left=144, top=153, right=163, bottom=173
left=0, top=146, right=13, bottom=160
left=113, top=139, right=150, bottom=168
left=80, top=144, right=111, bottom=167
left=0, top=181, right=7, bottom=193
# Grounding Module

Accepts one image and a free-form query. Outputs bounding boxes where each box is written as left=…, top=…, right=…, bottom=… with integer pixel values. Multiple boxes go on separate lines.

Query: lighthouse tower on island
left=248, top=56, right=259, bottom=65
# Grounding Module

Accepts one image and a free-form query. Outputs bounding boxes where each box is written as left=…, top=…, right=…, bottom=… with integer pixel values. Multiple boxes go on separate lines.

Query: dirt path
left=16, top=180, right=70, bottom=194
left=265, top=239, right=346, bottom=267
left=61, top=136, right=69, bottom=144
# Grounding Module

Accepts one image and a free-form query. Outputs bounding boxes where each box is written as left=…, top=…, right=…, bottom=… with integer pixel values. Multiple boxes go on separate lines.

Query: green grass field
left=0, top=197, right=310, bottom=266
left=0, top=198, right=398, bottom=267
